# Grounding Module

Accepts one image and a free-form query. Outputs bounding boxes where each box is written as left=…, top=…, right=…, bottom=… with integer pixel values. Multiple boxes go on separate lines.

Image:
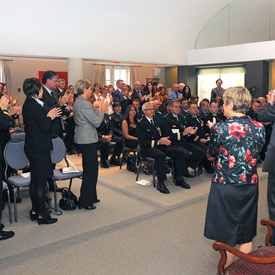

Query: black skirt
left=204, top=182, right=258, bottom=246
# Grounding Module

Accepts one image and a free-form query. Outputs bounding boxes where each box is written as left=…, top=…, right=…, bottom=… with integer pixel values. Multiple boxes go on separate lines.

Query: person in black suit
left=202, top=100, right=221, bottom=135
left=131, top=81, right=146, bottom=104
left=185, top=102, right=214, bottom=173
left=22, top=77, right=61, bottom=225
left=258, top=89, right=275, bottom=244
left=160, top=100, right=205, bottom=175
left=109, top=102, right=124, bottom=165
left=0, top=94, right=15, bottom=240
left=41, top=71, right=70, bottom=191
left=94, top=101, right=113, bottom=168
left=137, top=102, right=191, bottom=194
left=132, top=99, right=144, bottom=119
left=112, top=79, right=129, bottom=114
left=56, top=79, right=66, bottom=96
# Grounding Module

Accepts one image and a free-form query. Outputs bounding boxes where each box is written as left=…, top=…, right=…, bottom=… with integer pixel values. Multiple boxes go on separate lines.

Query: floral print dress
left=204, top=116, right=265, bottom=246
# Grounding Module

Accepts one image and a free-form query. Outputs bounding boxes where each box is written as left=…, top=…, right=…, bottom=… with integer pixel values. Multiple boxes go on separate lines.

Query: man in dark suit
left=185, top=102, right=213, bottom=174
left=0, top=95, right=15, bottom=240
left=211, top=79, right=226, bottom=101
left=112, top=79, right=129, bottom=114
left=132, top=99, right=144, bottom=119
left=131, top=81, right=146, bottom=104
left=109, top=102, right=123, bottom=165
left=137, top=102, right=191, bottom=194
left=258, top=89, right=275, bottom=245
left=198, top=99, right=209, bottom=117
left=203, top=100, right=221, bottom=135
left=56, top=79, right=66, bottom=96
left=247, top=100, right=262, bottom=121
left=41, top=71, right=70, bottom=191
left=160, top=100, right=205, bottom=175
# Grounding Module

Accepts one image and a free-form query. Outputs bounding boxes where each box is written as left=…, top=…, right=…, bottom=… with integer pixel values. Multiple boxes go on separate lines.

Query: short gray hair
left=58, top=79, right=65, bottom=84
left=223, top=86, right=252, bottom=114
left=142, top=102, right=153, bottom=111
left=75, top=79, right=92, bottom=95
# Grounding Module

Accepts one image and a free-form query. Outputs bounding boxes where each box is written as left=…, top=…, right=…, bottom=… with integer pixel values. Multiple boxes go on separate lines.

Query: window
left=105, top=66, right=130, bottom=87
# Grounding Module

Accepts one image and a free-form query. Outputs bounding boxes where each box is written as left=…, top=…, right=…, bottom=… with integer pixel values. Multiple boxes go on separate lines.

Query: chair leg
left=133, top=152, right=137, bottom=174
left=68, top=179, right=73, bottom=191
left=13, top=186, right=17, bottom=222
left=6, top=188, right=12, bottom=224
left=119, top=150, right=125, bottom=169
left=171, top=160, right=175, bottom=183
left=152, top=162, right=156, bottom=187
left=53, top=179, right=58, bottom=213
left=136, top=161, right=142, bottom=181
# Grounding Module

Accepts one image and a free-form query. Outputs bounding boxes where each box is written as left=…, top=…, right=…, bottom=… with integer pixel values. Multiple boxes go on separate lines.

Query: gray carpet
left=0, top=155, right=270, bottom=274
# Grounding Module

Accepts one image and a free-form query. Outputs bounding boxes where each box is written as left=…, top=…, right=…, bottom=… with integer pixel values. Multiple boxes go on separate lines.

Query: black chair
left=50, top=137, right=83, bottom=212
left=4, top=140, right=30, bottom=222
left=136, top=152, right=175, bottom=187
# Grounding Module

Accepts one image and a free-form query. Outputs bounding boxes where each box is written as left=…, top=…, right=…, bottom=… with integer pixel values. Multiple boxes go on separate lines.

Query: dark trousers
left=26, top=151, right=53, bottom=218
left=268, top=172, right=275, bottom=245
left=111, top=135, right=123, bottom=157
left=142, top=145, right=188, bottom=182
left=78, top=143, right=98, bottom=207
left=98, top=138, right=109, bottom=163
left=179, top=141, right=205, bottom=169
left=193, top=142, right=212, bottom=170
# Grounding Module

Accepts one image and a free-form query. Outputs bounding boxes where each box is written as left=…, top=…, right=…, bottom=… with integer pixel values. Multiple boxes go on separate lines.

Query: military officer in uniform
left=203, top=100, right=221, bottom=135
left=137, top=102, right=191, bottom=194
left=185, top=102, right=214, bottom=173
left=109, top=102, right=123, bottom=165
left=160, top=100, right=205, bottom=175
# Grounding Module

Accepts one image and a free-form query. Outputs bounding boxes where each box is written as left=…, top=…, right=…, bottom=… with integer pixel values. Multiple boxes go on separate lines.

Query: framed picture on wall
left=146, top=78, right=159, bottom=84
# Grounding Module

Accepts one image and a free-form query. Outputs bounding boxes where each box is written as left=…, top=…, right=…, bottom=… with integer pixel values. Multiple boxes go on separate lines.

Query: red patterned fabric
left=225, top=247, right=275, bottom=274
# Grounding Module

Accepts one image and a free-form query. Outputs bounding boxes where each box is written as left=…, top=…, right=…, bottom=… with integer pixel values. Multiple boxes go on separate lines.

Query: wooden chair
left=213, top=219, right=275, bottom=275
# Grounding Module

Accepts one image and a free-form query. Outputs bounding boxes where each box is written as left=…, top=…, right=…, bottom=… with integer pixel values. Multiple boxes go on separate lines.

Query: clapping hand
left=207, top=117, right=216, bottom=129
left=47, top=107, right=62, bottom=120
left=159, top=137, right=171, bottom=146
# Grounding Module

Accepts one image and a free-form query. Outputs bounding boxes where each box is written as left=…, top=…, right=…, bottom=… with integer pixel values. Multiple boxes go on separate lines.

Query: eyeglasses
left=144, top=108, right=155, bottom=111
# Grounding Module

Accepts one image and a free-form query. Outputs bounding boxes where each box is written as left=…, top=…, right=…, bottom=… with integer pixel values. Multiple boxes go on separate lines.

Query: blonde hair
left=223, top=86, right=252, bottom=114
left=75, top=79, right=92, bottom=95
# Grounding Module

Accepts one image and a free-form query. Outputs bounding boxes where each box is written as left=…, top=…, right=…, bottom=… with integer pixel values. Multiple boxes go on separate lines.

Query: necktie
left=176, top=92, right=178, bottom=99
left=150, top=119, right=154, bottom=125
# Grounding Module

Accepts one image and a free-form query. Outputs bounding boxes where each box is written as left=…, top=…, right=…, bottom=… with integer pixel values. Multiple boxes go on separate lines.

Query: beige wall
left=272, top=61, right=275, bottom=90
left=164, top=67, right=178, bottom=89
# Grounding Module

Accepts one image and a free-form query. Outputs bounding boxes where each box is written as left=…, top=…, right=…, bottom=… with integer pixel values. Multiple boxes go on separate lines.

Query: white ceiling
left=0, top=0, right=234, bottom=65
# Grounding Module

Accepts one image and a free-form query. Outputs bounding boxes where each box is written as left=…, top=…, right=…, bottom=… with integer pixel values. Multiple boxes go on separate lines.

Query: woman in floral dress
left=204, top=86, right=265, bottom=268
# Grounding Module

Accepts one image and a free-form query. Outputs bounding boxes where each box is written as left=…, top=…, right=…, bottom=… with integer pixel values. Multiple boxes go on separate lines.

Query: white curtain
left=93, top=64, right=106, bottom=85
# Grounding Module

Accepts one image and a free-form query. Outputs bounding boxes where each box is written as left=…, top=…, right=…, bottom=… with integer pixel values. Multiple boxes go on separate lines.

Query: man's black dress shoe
left=110, top=156, right=119, bottom=166
left=157, top=182, right=170, bottom=194
left=30, top=210, right=38, bottom=221
left=0, top=223, right=4, bottom=230
left=165, top=167, right=170, bottom=174
left=175, top=178, right=191, bottom=189
left=38, top=216, right=58, bottom=225
left=94, top=199, right=100, bottom=203
left=184, top=173, right=194, bottom=178
left=101, top=162, right=109, bottom=168
left=0, top=230, right=15, bottom=240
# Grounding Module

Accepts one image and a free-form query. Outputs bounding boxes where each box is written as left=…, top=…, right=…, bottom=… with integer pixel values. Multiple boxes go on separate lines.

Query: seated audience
left=203, top=100, right=221, bottom=135
left=179, top=97, right=189, bottom=118
left=168, top=83, right=183, bottom=100
left=132, top=99, right=143, bottom=119
left=182, top=85, right=192, bottom=101
left=143, top=81, right=155, bottom=102
left=198, top=99, right=209, bottom=117
left=137, top=102, right=191, bottom=194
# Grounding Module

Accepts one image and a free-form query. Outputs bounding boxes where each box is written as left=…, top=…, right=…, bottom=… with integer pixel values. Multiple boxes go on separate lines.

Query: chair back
left=4, top=140, right=29, bottom=170
left=50, top=137, right=66, bottom=164
left=10, top=132, right=25, bottom=141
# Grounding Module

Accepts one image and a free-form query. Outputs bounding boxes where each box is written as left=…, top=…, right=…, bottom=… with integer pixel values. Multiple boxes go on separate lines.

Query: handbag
left=59, top=187, right=78, bottom=211
left=127, top=154, right=136, bottom=172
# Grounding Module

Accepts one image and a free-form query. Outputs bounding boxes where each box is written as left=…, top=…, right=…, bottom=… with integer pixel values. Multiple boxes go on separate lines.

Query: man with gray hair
left=168, top=83, right=183, bottom=100
left=131, top=80, right=145, bottom=103
left=137, top=102, right=191, bottom=194
left=56, top=79, right=66, bottom=96
left=179, top=83, right=185, bottom=94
